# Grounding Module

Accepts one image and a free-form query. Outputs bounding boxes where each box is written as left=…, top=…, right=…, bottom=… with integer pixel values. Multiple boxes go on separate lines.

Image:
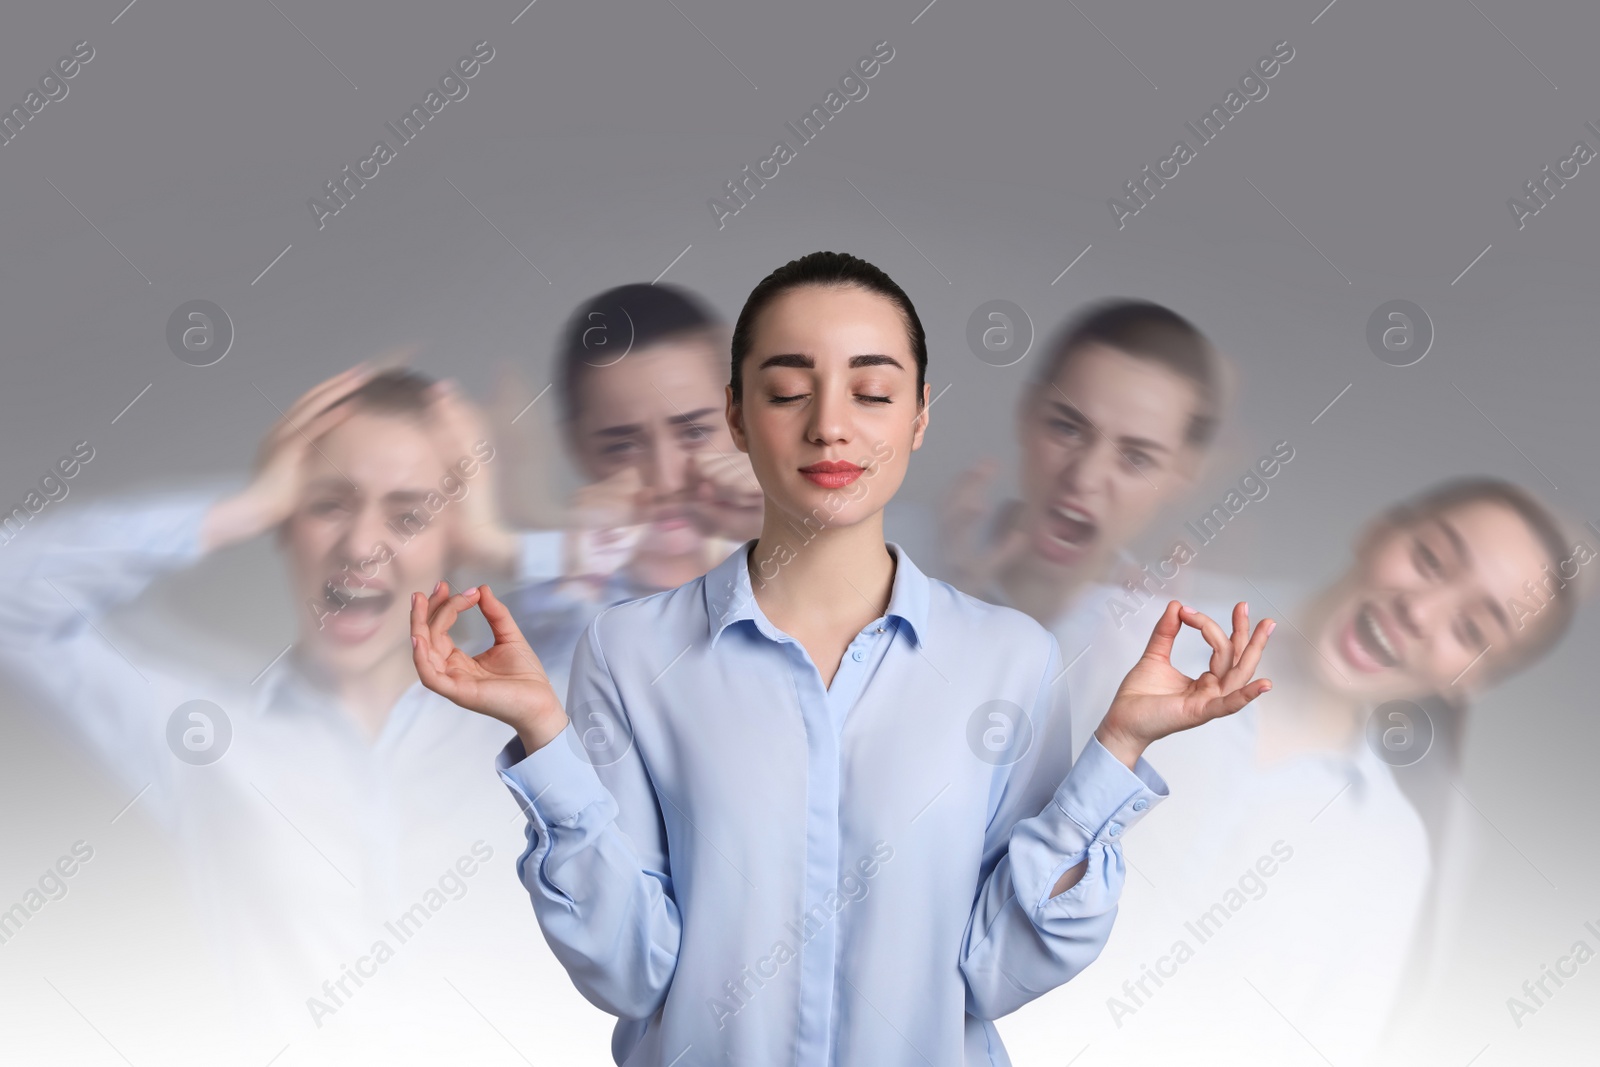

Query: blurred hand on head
left=202, top=364, right=377, bottom=551
left=425, top=379, right=518, bottom=572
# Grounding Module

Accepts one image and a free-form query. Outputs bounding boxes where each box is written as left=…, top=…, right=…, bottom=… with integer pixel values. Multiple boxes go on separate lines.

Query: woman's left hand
left=1095, top=600, right=1275, bottom=769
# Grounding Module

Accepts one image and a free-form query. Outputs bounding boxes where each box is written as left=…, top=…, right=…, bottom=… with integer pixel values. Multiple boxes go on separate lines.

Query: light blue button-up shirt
left=496, top=538, right=1170, bottom=1066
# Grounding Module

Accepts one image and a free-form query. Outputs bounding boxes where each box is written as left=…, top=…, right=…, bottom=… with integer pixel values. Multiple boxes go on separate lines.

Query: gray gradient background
left=1, top=0, right=1596, bottom=1064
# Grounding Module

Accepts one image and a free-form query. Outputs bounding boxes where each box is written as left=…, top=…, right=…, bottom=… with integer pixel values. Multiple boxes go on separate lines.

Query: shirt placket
left=782, top=619, right=889, bottom=1067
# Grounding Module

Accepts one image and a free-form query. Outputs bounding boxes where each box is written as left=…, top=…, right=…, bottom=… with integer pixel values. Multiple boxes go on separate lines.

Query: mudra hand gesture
left=1094, top=600, right=1276, bottom=768
left=410, top=581, right=569, bottom=753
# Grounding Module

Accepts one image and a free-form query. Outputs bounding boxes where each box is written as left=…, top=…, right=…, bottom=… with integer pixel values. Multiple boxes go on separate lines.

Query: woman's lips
left=801, top=469, right=862, bottom=489
left=799, top=463, right=864, bottom=489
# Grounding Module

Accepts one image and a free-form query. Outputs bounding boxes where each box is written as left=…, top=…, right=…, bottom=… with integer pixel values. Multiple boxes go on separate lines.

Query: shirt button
left=1107, top=821, right=1124, bottom=837
left=1132, top=798, right=1149, bottom=812
left=852, top=649, right=866, bottom=661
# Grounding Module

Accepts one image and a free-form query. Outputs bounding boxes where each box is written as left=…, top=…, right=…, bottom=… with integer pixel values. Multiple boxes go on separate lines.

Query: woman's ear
left=910, top=381, right=931, bottom=451
left=725, top=383, right=748, bottom=452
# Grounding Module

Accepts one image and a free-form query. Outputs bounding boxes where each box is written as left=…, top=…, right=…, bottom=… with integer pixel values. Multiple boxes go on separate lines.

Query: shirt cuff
left=514, top=529, right=566, bottom=584
left=1052, top=733, right=1169, bottom=843
left=496, top=720, right=613, bottom=827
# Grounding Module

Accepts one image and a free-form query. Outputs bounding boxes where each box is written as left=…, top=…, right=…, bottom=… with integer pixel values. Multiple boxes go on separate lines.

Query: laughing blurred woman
left=409, top=251, right=1276, bottom=1067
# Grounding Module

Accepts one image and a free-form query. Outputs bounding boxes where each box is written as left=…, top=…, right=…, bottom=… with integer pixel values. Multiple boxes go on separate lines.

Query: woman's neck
left=298, top=643, right=419, bottom=742
left=629, top=541, right=716, bottom=592
left=995, top=545, right=1099, bottom=628
left=747, top=512, right=894, bottom=635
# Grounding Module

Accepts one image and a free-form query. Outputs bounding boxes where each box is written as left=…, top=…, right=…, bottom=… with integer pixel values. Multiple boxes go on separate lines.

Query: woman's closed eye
left=768, top=393, right=894, bottom=405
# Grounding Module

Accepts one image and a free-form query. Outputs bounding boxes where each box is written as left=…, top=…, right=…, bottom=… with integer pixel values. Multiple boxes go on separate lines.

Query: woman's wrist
left=516, top=711, right=571, bottom=757
left=1092, top=719, right=1147, bottom=771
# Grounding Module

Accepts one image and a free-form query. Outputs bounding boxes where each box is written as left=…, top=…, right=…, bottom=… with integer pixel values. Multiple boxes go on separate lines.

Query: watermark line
left=251, top=781, right=357, bottom=889
left=111, top=383, right=153, bottom=425
left=1450, top=782, right=1556, bottom=889
left=444, top=976, right=535, bottom=1065
left=1449, top=643, right=1492, bottom=687
left=1310, top=0, right=1338, bottom=25
left=1125, top=855, right=1157, bottom=890
left=844, top=176, right=951, bottom=284
left=44, top=177, right=151, bottom=284
left=252, top=642, right=294, bottom=685
left=840, top=973, right=936, bottom=1066
left=509, top=383, right=552, bottom=424
left=664, top=0, right=757, bottom=89
left=1450, top=243, right=1493, bottom=285
left=1309, top=382, right=1351, bottom=425
left=1451, top=382, right=1558, bottom=490
left=1052, top=642, right=1093, bottom=687
left=1066, top=0, right=1157, bottom=89
left=1051, top=244, right=1093, bottom=285
left=110, top=782, right=151, bottom=824
left=444, top=175, right=552, bottom=283
left=1243, top=976, right=1335, bottom=1065
left=650, top=642, right=694, bottom=686
left=265, top=0, right=358, bottom=90
left=111, top=0, right=139, bottom=24
left=43, top=577, right=149, bottom=683
left=252, top=243, right=293, bottom=285
left=1243, top=176, right=1350, bottom=284
left=1464, top=0, right=1557, bottom=90
left=652, top=244, right=692, bottom=284
left=659, top=787, right=759, bottom=890
left=43, top=978, right=135, bottom=1066
left=1309, top=780, right=1350, bottom=822
left=909, top=781, right=950, bottom=824
left=911, top=0, right=940, bottom=24
left=511, top=0, right=539, bottom=25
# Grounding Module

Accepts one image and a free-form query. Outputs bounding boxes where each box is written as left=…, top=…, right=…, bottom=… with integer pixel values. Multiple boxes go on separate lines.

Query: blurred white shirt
left=0, top=490, right=611, bottom=1065
left=989, top=575, right=1432, bottom=1066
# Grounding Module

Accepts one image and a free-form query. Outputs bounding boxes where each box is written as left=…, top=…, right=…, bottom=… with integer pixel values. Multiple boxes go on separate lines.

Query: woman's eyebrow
left=756, top=353, right=906, bottom=372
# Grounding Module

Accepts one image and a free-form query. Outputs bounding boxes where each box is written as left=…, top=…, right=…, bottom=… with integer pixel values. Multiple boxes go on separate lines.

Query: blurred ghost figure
left=930, top=298, right=1229, bottom=649
left=0, top=363, right=612, bottom=1063
left=1010, top=476, right=1585, bottom=1065
left=501, top=283, right=761, bottom=702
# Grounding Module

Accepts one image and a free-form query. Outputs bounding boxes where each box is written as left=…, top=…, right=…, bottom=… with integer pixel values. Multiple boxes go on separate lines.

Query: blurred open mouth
left=1340, top=601, right=1401, bottom=672
left=1035, top=502, right=1099, bottom=564
left=320, top=579, right=394, bottom=645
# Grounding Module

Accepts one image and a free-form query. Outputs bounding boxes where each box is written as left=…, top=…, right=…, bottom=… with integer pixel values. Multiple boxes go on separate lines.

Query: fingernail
left=1260, top=681, right=1272, bottom=692
left=410, top=635, right=419, bottom=649
left=1266, top=620, right=1277, bottom=635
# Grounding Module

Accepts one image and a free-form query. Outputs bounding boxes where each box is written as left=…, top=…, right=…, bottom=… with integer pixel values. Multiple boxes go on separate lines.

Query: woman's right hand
left=200, top=362, right=380, bottom=552
left=410, top=580, right=570, bottom=753
left=560, top=466, right=650, bottom=596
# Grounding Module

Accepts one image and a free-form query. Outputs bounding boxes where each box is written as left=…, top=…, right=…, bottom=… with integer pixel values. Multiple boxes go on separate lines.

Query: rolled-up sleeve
left=959, top=631, right=1170, bottom=1020
left=496, top=610, right=682, bottom=1020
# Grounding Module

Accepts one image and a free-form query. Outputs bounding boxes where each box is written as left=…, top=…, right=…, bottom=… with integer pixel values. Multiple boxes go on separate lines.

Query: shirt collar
left=705, top=538, right=929, bottom=649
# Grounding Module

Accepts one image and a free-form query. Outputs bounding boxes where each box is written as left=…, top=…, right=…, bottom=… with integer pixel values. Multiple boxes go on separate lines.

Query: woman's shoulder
left=923, top=574, right=1057, bottom=655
